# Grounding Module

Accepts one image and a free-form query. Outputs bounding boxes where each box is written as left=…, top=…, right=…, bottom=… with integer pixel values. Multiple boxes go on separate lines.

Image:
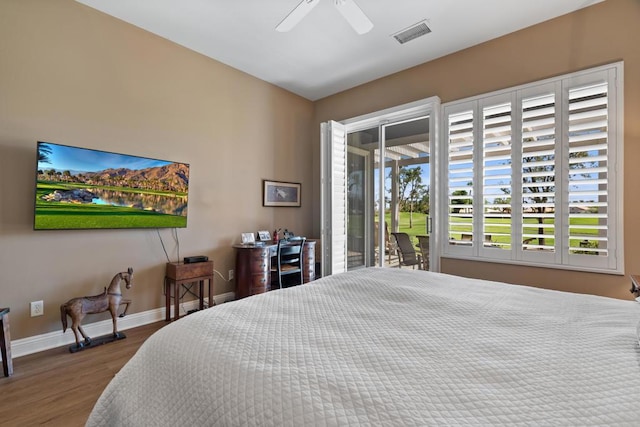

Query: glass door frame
left=340, top=96, right=442, bottom=271
left=346, top=143, right=372, bottom=269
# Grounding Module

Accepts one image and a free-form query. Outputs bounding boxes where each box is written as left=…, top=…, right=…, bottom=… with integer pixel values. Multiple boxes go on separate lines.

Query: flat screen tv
left=34, top=141, right=189, bottom=230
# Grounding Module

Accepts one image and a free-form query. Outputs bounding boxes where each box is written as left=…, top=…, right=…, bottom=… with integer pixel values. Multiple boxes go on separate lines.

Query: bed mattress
left=87, top=268, right=640, bottom=426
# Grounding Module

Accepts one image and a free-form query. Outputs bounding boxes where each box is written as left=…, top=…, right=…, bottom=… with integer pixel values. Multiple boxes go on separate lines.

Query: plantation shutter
left=480, top=94, right=514, bottom=259
left=442, top=62, right=622, bottom=273
left=445, top=103, right=475, bottom=255
left=320, top=120, right=348, bottom=276
left=518, top=83, right=561, bottom=264
left=564, top=69, right=618, bottom=270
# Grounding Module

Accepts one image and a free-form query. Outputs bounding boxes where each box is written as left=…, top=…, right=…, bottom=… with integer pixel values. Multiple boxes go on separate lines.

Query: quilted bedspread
left=87, top=268, right=640, bottom=426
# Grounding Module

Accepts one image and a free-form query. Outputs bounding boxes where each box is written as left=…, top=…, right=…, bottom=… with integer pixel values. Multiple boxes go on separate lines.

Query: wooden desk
left=234, top=240, right=315, bottom=299
left=165, top=261, right=214, bottom=322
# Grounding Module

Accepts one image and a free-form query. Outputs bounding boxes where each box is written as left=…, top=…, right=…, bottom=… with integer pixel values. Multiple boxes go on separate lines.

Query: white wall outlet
left=228, top=269, right=234, bottom=281
left=30, top=300, right=44, bottom=317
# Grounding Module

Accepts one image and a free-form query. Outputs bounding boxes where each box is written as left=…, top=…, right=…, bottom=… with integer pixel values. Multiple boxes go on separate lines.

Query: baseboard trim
left=7, top=292, right=235, bottom=360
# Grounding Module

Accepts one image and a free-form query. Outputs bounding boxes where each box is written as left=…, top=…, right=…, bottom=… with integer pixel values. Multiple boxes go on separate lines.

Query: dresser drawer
left=250, top=273, right=269, bottom=294
left=248, top=258, right=269, bottom=273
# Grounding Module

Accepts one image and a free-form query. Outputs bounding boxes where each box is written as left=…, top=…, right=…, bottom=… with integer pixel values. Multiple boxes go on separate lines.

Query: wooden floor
left=0, top=321, right=165, bottom=426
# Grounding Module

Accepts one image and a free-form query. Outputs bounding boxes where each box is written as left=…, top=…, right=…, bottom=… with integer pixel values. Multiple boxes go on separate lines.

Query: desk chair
left=391, top=232, right=422, bottom=269
left=271, top=237, right=306, bottom=290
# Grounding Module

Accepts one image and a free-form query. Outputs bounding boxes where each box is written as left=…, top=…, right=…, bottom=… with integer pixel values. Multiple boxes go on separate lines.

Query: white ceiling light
left=276, top=0, right=373, bottom=35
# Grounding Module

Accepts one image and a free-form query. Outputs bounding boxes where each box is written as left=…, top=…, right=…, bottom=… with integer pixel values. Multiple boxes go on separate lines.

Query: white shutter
left=320, top=121, right=347, bottom=275
left=445, top=104, right=475, bottom=255
left=564, top=69, right=619, bottom=271
left=480, top=95, right=513, bottom=258
left=519, top=84, right=561, bottom=264
left=441, top=62, right=622, bottom=274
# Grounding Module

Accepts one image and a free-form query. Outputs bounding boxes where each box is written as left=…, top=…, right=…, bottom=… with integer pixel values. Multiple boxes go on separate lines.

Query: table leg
left=199, top=280, right=204, bottom=310
left=1, top=310, right=12, bottom=377
left=173, top=283, right=180, bottom=322
left=165, top=278, right=171, bottom=322
left=208, top=278, right=214, bottom=307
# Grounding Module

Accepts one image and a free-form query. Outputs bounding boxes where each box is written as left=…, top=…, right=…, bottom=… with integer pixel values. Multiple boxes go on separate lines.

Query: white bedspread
left=87, top=268, right=640, bottom=426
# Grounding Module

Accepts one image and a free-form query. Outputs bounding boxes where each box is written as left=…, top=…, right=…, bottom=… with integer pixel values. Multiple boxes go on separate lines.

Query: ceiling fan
left=276, top=0, right=373, bottom=35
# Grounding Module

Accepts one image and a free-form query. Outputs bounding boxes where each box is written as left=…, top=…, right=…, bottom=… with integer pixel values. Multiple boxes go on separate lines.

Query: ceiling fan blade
left=334, top=0, right=373, bottom=35
left=276, top=0, right=321, bottom=32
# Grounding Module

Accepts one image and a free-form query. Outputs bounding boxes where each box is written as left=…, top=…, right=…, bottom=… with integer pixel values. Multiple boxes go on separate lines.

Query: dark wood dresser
left=234, top=240, right=316, bottom=299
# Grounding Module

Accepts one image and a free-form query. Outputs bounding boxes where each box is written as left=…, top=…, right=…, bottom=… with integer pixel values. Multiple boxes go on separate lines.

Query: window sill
left=440, top=254, right=624, bottom=276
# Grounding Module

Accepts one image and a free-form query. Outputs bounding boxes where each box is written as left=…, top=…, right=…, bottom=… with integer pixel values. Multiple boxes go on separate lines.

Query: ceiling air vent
left=392, top=20, right=431, bottom=45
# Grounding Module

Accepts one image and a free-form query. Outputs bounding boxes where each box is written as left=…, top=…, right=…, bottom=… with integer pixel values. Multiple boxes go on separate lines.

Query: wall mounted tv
left=34, top=142, right=189, bottom=230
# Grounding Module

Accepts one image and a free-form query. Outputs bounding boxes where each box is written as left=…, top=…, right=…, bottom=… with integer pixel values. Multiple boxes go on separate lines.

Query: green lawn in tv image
left=35, top=142, right=189, bottom=230
left=35, top=183, right=188, bottom=229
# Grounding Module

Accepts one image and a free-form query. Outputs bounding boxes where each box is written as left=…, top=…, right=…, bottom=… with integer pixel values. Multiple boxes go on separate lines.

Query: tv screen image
left=34, top=142, right=189, bottom=230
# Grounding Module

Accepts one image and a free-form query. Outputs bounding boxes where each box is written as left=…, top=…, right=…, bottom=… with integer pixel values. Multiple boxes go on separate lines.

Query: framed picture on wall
left=263, top=180, right=301, bottom=207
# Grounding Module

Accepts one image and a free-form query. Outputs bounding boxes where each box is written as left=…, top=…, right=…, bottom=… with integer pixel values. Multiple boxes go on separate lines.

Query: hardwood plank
left=0, top=321, right=165, bottom=426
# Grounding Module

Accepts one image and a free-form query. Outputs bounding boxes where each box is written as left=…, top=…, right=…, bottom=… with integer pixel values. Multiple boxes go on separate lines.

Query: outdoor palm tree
left=397, top=166, right=427, bottom=228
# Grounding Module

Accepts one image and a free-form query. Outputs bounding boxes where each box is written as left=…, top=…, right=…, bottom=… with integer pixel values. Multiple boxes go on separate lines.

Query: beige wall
left=2, top=0, right=638, bottom=341
left=313, top=0, right=640, bottom=300
left=0, top=0, right=315, bottom=339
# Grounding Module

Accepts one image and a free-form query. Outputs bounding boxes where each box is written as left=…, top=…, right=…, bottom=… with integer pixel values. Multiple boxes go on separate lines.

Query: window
left=442, top=63, right=623, bottom=274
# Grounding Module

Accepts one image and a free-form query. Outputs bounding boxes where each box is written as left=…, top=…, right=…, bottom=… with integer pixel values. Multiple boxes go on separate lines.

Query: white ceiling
left=76, top=0, right=604, bottom=101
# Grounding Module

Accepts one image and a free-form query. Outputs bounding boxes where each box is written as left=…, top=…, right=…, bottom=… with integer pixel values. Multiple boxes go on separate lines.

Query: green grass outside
left=361, top=211, right=602, bottom=249
left=34, top=182, right=187, bottom=229
left=389, top=212, right=427, bottom=243
left=366, top=211, right=429, bottom=246
left=448, top=215, right=600, bottom=248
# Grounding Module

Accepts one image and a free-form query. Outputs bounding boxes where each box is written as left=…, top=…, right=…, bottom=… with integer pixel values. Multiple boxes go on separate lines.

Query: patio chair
left=375, top=221, right=396, bottom=264
left=416, top=235, right=430, bottom=270
left=390, top=232, right=421, bottom=269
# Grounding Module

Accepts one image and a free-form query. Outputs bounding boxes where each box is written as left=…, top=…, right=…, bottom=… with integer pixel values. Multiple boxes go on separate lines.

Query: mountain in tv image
left=34, top=142, right=190, bottom=230
left=81, top=163, right=188, bottom=192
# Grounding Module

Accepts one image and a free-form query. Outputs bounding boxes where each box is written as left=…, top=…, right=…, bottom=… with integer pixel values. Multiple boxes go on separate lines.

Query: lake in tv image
left=34, top=142, right=189, bottom=230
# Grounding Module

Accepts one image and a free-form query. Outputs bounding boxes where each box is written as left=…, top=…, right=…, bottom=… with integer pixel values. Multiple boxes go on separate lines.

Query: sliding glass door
left=377, top=117, right=431, bottom=269
left=346, top=130, right=374, bottom=269
left=321, top=97, right=440, bottom=275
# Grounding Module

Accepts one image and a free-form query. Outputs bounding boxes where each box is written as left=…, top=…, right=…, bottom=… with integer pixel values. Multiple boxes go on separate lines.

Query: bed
left=87, top=268, right=640, bottom=426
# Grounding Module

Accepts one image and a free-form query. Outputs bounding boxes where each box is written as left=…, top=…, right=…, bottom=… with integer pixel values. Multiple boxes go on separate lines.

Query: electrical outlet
left=30, top=300, right=44, bottom=317
left=228, top=269, right=234, bottom=281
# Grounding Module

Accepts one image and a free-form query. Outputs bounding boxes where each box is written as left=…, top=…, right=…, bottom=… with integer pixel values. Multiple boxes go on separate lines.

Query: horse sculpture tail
left=60, top=304, right=68, bottom=332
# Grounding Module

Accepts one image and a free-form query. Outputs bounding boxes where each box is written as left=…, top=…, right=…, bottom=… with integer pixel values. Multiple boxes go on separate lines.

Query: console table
left=234, top=240, right=315, bottom=299
left=165, top=261, right=214, bottom=321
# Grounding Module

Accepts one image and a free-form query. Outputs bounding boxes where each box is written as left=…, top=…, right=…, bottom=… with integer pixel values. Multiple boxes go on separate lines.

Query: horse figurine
left=60, top=267, right=133, bottom=350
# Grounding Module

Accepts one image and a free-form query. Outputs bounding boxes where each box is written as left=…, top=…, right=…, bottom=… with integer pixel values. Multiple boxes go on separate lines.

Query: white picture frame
left=241, top=232, right=255, bottom=244
left=257, top=230, right=271, bottom=241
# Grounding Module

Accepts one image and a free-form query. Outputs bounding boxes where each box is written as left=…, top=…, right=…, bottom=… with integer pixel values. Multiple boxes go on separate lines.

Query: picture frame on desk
left=263, top=180, right=301, bottom=207
left=241, top=232, right=255, bottom=245
left=257, top=230, right=271, bottom=241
